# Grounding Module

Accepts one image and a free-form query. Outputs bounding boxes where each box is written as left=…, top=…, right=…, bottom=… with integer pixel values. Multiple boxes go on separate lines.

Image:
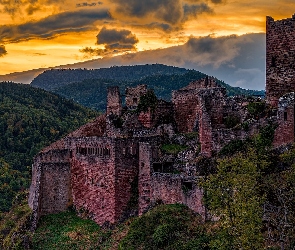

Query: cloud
left=81, top=27, right=139, bottom=57
left=0, top=8, right=112, bottom=43
left=80, top=46, right=107, bottom=56
left=89, top=33, right=265, bottom=90
left=183, top=3, right=213, bottom=20
left=0, top=45, right=7, bottom=56
left=76, top=2, right=103, bottom=8
left=97, top=27, right=138, bottom=46
left=112, top=0, right=183, bottom=25
left=185, top=34, right=253, bottom=68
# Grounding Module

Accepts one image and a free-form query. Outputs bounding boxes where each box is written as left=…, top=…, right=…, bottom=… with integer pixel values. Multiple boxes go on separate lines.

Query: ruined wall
left=172, top=85, right=226, bottom=156
left=273, top=93, right=295, bottom=147
left=150, top=173, right=206, bottom=220
left=125, top=84, right=147, bottom=109
left=181, top=77, right=219, bottom=90
left=28, top=149, right=71, bottom=230
left=266, top=15, right=295, bottom=106
left=138, top=100, right=174, bottom=129
left=172, top=89, right=200, bottom=133
left=138, top=109, right=153, bottom=128
left=138, top=142, right=153, bottom=215
left=70, top=137, right=116, bottom=225
left=107, top=86, right=122, bottom=116
left=114, top=138, right=139, bottom=221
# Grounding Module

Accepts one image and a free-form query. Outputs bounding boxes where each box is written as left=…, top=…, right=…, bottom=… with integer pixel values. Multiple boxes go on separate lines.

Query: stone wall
left=70, top=137, right=116, bottom=225
left=266, top=15, right=295, bottom=106
left=172, top=89, right=200, bottom=133
left=28, top=148, right=71, bottom=230
left=107, top=86, right=122, bottom=116
left=150, top=173, right=206, bottom=220
left=273, top=93, right=295, bottom=147
left=172, top=82, right=227, bottom=156
left=114, top=138, right=139, bottom=221
left=125, top=84, right=147, bottom=109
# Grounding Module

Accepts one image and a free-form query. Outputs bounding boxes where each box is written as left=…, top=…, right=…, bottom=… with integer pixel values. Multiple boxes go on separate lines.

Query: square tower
left=266, top=14, right=295, bottom=106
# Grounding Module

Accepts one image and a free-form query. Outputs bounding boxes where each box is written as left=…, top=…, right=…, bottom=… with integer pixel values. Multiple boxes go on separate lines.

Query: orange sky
left=1, top=0, right=295, bottom=75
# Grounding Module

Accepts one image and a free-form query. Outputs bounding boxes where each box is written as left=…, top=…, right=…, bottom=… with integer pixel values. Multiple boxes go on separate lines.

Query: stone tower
left=266, top=14, right=295, bottom=106
left=106, top=86, right=122, bottom=116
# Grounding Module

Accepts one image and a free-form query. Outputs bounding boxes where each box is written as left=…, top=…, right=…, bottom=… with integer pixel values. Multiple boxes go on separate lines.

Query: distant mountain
left=31, top=64, right=265, bottom=111
left=30, top=64, right=188, bottom=91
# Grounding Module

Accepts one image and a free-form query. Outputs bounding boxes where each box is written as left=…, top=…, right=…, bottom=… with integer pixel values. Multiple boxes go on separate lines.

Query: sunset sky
left=1, top=0, right=295, bottom=78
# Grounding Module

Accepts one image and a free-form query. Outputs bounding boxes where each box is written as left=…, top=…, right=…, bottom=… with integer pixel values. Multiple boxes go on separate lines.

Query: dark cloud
left=0, top=8, right=112, bottom=43
left=81, top=27, right=139, bottom=57
left=0, top=44, right=7, bottom=56
left=186, top=35, right=242, bottom=67
left=211, top=0, right=224, bottom=3
left=183, top=3, right=213, bottom=20
left=80, top=46, right=106, bottom=56
left=76, top=2, right=103, bottom=8
left=90, top=33, right=265, bottom=90
left=112, top=0, right=183, bottom=25
left=97, top=27, right=138, bottom=46
left=146, top=22, right=173, bottom=31
left=26, top=4, right=40, bottom=15
left=185, top=0, right=225, bottom=3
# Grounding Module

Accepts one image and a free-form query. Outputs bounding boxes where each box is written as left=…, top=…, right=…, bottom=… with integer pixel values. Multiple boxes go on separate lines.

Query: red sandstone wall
left=125, top=85, right=147, bottom=108
left=172, top=89, right=200, bottom=133
left=150, top=173, right=206, bottom=220
left=273, top=102, right=295, bottom=147
left=71, top=138, right=116, bottom=225
left=107, top=86, right=122, bottom=115
left=39, top=163, right=72, bottom=215
left=138, top=110, right=153, bottom=128
left=138, top=143, right=152, bottom=215
left=114, top=139, right=139, bottom=221
left=266, top=15, right=295, bottom=106
left=199, top=107, right=212, bottom=157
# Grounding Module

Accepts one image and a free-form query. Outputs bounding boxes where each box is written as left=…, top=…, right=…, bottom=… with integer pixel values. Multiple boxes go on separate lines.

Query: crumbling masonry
left=29, top=78, right=264, bottom=228
left=29, top=14, right=295, bottom=228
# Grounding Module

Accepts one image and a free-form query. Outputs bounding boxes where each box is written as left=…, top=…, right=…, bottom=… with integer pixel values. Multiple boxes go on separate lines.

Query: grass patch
left=32, top=210, right=111, bottom=250
left=161, top=144, right=188, bottom=155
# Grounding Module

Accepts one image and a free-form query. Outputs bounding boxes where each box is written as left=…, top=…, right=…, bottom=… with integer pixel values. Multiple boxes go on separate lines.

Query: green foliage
left=32, top=210, right=110, bottom=250
left=0, top=191, right=32, bottom=250
left=247, top=101, right=266, bottom=118
left=253, top=124, right=276, bottom=154
left=218, top=139, right=247, bottom=157
left=0, top=82, right=98, bottom=212
left=118, top=204, right=209, bottom=250
left=136, top=90, right=158, bottom=113
left=202, top=152, right=265, bottom=250
left=224, top=115, right=241, bottom=129
left=0, top=159, right=29, bottom=212
left=161, top=143, right=188, bottom=155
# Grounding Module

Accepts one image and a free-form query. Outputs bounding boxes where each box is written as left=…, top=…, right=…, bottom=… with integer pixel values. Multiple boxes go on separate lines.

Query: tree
left=202, top=152, right=265, bottom=250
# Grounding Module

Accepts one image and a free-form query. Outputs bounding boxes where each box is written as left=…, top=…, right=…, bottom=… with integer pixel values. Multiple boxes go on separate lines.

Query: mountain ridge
left=30, top=64, right=265, bottom=111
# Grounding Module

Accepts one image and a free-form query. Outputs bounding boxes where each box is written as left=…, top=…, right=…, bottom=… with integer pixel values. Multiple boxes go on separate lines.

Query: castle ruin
left=29, top=14, right=295, bottom=228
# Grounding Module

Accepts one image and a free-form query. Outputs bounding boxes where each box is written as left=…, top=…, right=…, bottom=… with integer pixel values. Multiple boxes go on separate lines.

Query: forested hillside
left=30, top=64, right=188, bottom=91
left=0, top=82, right=98, bottom=212
left=43, top=68, right=264, bottom=111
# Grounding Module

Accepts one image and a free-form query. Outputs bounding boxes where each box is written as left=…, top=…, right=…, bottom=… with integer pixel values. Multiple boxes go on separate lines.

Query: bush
left=224, top=115, right=240, bottom=129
